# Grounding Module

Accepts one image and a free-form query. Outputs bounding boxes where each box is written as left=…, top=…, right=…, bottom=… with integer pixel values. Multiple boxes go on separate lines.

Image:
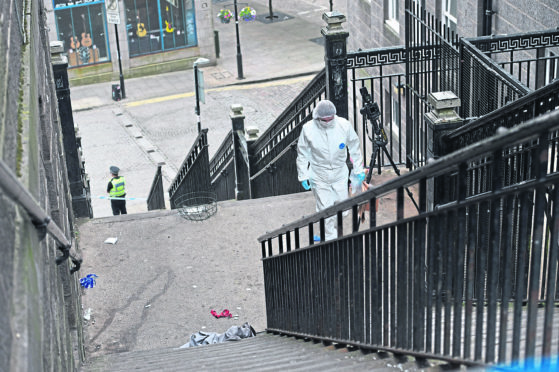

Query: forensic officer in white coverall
left=296, top=100, right=365, bottom=241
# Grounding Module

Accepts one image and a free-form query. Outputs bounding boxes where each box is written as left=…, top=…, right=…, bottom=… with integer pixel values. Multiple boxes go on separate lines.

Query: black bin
left=112, top=84, right=121, bottom=101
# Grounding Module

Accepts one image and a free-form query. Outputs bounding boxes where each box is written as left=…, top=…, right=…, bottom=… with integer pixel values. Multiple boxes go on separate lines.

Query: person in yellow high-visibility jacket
left=107, top=165, right=127, bottom=215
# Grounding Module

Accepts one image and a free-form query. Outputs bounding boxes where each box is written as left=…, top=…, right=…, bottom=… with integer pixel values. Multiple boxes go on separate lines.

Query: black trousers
left=111, top=198, right=127, bottom=215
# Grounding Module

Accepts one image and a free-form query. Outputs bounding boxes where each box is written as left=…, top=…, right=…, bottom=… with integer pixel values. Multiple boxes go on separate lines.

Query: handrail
left=0, top=160, right=81, bottom=273
left=446, top=78, right=559, bottom=148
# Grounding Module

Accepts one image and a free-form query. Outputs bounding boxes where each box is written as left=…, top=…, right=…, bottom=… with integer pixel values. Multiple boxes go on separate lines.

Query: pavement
left=73, top=0, right=412, bottom=361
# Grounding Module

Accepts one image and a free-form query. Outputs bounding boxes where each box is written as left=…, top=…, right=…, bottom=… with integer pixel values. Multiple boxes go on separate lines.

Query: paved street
left=72, top=0, right=336, bottom=217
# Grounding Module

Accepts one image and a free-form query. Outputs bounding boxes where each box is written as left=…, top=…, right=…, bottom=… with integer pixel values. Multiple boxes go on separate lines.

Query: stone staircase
left=76, top=172, right=431, bottom=372
left=81, top=332, right=443, bottom=371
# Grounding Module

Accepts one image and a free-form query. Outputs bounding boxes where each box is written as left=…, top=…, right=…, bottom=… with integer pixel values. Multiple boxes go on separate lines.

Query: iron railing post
left=424, top=91, right=463, bottom=209
left=50, top=41, right=92, bottom=218
left=321, top=12, right=349, bottom=119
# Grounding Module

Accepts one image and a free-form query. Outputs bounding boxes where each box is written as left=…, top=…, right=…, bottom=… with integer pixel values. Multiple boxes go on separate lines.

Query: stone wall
left=346, top=0, right=559, bottom=51
left=0, top=0, right=83, bottom=371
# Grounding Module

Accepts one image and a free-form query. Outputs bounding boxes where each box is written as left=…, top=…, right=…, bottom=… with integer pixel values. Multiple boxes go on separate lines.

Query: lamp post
left=114, top=24, right=126, bottom=99
left=233, top=0, right=244, bottom=79
left=194, top=57, right=210, bottom=133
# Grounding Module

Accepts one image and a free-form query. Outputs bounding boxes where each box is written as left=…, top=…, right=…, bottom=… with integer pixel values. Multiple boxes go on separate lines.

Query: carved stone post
left=50, top=41, right=92, bottom=218
left=322, top=12, right=349, bottom=119
left=231, top=104, right=251, bottom=200
left=424, top=91, right=463, bottom=210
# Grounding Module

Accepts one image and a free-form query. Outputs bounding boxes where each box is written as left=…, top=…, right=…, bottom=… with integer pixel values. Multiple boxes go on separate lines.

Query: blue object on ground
left=80, top=274, right=98, bottom=289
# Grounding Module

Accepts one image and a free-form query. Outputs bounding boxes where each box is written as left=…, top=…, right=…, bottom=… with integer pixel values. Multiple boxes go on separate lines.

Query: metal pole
left=194, top=64, right=201, bottom=133
left=0, top=160, right=71, bottom=249
left=233, top=0, right=244, bottom=79
left=266, top=0, right=277, bottom=21
left=330, top=0, right=333, bottom=11
left=114, top=24, right=126, bottom=99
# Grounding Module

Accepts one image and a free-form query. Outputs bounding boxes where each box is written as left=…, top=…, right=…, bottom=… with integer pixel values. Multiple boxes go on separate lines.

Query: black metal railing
left=460, top=39, right=530, bottom=119
left=249, top=69, right=326, bottom=198
left=468, top=29, right=559, bottom=91
left=260, top=109, right=559, bottom=368
left=435, top=79, right=559, bottom=204
left=147, top=165, right=165, bottom=210
left=447, top=78, right=559, bottom=152
left=348, top=46, right=408, bottom=170
left=405, top=0, right=459, bottom=169
left=209, top=130, right=235, bottom=202
left=168, top=129, right=211, bottom=209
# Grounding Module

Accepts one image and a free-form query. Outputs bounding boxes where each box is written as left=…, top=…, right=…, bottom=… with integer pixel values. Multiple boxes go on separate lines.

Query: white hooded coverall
left=296, top=115, right=364, bottom=241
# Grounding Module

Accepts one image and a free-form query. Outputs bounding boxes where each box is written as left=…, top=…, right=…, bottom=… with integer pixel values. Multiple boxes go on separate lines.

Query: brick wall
left=0, top=0, right=84, bottom=371
left=494, top=0, right=559, bottom=35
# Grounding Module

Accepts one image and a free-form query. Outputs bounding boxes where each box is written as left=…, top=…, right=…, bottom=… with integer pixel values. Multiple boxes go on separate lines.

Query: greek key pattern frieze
left=470, top=31, right=559, bottom=53
left=347, top=47, right=406, bottom=68
left=347, top=45, right=440, bottom=68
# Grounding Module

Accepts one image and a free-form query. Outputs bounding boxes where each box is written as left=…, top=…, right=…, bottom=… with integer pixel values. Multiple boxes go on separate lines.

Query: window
left=124, top=0, right=197, bottom=57
left=54, top=0, right=110, bottom=68
left=385, top=0, right=399, bottom=35
left=443, top=0, right=457, bottom=36
left=546, top=51, right=558, bottom=85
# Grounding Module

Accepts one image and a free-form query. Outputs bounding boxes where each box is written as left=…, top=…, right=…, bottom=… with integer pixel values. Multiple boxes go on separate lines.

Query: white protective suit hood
left=313, top=100, right=337, bottom=129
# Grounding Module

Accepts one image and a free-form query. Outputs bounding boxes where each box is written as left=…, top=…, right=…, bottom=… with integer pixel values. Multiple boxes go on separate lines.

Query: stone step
left=81, top=332, right=443, bottom=371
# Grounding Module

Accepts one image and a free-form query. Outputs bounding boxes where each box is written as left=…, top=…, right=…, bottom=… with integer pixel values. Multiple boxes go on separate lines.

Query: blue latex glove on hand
left=356, top=172, right=366, bottom=182
left=301, top=180, right=311, bottom=190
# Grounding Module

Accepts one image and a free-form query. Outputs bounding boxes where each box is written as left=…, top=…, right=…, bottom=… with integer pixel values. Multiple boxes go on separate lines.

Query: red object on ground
left=211, top=309, right=232, bottom=318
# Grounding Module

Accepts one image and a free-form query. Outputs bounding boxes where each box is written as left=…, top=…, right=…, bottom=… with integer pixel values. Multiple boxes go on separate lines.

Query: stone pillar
left=50, top=41, right=92, bottom=218
left=231, top=104, right=251, bottom=200
left=322, top=12, right=349, bottom=119
left=424, top=91, right=463, bottom=210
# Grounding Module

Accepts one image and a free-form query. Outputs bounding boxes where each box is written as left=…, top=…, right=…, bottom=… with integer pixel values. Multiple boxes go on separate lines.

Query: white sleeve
left=296, top=125, right=311, bottom=181
left=347, top=125, right=364, bottom=174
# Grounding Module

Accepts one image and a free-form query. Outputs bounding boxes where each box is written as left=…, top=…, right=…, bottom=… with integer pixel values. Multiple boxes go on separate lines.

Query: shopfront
left=124, top=0, right=196, bottom=57
left=52, top=0, right=198, bottom=69
left=53, top=0, right=110, bottom=67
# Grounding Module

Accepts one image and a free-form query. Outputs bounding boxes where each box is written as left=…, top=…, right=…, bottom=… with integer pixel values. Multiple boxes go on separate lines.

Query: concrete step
left=80, top=332, right=441, bottom=371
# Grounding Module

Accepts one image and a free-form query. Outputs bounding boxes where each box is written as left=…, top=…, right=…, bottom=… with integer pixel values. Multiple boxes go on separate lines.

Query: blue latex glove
left=80, top=274, right=98, bottom=289
left=301, top=180, right=311, bottom=190
left=356, top=172, right=366, bottom=182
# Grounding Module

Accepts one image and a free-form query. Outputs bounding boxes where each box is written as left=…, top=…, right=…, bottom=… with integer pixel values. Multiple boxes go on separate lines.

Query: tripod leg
left=358, top=145, right=380, bottom=226
left=380, top=145, right=420, bottom=212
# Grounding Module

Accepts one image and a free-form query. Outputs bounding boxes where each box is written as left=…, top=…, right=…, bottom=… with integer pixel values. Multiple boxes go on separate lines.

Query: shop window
left=124, top=0, right=197, bottom=57
left=54, top=0, right=110, bottom=68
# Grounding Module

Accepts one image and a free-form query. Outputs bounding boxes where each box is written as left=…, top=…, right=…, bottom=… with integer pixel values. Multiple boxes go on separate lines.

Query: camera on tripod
left=359, top=87, right=387, bottom=146
left=359, top=87, right=381, bottom=123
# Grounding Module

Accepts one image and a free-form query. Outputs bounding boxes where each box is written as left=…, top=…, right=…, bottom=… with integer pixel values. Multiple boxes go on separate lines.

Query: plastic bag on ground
left=179, top=322, right=256, bottom=348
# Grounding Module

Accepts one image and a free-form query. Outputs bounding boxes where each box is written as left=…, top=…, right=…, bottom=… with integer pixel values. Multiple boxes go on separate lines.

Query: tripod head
left=359, top=87, right=387, bottom=145
left=359, top=87, right=380, bottom=123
